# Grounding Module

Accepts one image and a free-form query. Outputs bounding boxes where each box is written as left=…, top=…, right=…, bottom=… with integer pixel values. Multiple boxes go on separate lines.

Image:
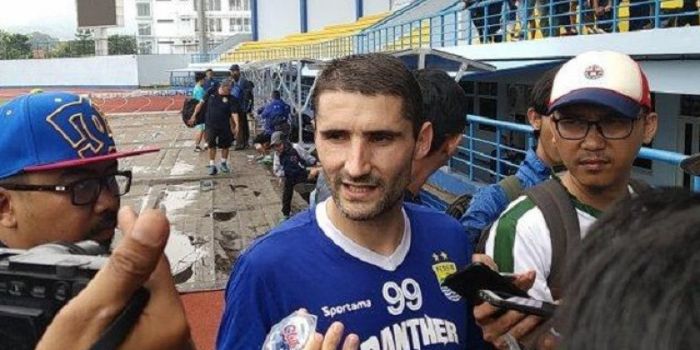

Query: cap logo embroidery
left=45, top=96, right=113, bottom=158
left=584, top=65, right=604, bottom=80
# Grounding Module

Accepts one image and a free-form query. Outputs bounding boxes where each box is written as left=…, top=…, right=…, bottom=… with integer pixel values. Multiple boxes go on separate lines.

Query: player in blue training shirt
left=217, top=54, right=481, bottom=349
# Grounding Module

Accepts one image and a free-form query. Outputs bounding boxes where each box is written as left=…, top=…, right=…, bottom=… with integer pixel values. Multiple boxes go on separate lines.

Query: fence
left=354, top=0, right=699, bottom=53
left=457, top=115, right=700, bottom=191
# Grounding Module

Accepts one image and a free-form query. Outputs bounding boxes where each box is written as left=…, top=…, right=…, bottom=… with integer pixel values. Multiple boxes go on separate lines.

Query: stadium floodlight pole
left=198, top=0, right=208, bottom=56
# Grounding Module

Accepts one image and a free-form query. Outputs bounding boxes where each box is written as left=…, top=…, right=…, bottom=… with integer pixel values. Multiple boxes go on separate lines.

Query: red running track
left=0, top=88, right=186, bottom=113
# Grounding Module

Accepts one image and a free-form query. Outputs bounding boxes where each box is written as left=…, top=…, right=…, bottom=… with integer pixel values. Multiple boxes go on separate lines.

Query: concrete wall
left=137, top=54, right=190, bottom=86
left=257, top=0, right=301, bottom=40
left=307, top=0, right=356, bottom=31
left=0, top=56, right=139, bottom=87
left=0, top=55, right=190, bottom=88
left=363, top=0, right=392, bottom=15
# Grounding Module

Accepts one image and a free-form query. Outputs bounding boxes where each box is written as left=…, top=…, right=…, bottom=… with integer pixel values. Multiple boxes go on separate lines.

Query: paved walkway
left=110, top=111, right=307, bottom=293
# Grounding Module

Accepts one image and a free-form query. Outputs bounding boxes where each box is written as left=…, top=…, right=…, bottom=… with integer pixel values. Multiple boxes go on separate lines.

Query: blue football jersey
left=217, top=201, right=481, bottom=349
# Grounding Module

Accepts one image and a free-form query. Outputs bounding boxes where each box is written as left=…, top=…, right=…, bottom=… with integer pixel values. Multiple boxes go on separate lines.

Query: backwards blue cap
left=0, top=92, right=157, bottom=180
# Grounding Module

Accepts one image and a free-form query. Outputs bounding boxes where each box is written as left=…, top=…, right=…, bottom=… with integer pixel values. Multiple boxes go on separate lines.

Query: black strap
left=499, top=175, right=524, bottom=203
left=89, top=288, right=150, bottom=350
left=524, top=179, right=580, bottom=301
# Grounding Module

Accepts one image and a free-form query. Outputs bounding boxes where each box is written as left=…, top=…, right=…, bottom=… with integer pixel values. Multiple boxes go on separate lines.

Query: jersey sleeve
left=216, top=252, right=278, bottom=349
left=484, top=198, right=554, bottom=302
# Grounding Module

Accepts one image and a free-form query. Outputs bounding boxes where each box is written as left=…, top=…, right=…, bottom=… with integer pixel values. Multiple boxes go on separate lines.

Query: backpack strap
left=523, top=179, right=580, bottom=301
left=499, top=175, right=524, bottom=203
left=473, top=176, right=522, bottom=252
left=629, top=178, right=652, bottom=195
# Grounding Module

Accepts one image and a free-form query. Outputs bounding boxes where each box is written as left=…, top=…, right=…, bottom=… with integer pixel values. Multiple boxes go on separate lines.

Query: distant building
left=136, top=0, right=252, bottom=54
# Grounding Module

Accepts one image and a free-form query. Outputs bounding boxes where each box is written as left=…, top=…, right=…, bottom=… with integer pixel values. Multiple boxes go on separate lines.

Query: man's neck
left=535, top=144, right=554, bottom=168
left=561, top=173, right=630, bottom=211
left=407, top=154, right=443, bottom=195
left=325, top=199, right=405, bottom=256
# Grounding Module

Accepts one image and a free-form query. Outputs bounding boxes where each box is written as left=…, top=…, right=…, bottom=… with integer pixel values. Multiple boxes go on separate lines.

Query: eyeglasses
left=552, top=113, right=638, bottom=140
left=0, top=171, right=132, bottom=206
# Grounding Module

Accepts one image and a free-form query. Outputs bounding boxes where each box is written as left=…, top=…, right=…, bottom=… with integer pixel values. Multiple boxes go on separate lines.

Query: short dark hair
left=414, top=69, right=468, bottom=154
left=271, top=90, right=281, bottom=99
left=312, top=53, right=424, bottom=137
left=195, top=72, right=206, bottom=82
left=529, top=66, right=560, bottom=116
left=205, top=68, right=213, bottom=73
left=558, top=187, right=700, bottom=349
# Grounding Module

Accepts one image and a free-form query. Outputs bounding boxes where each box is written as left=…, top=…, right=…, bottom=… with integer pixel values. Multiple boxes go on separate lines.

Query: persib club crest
left=584, top=64, right=605, bottom=80
left=431, top=252, right=461, bottom=302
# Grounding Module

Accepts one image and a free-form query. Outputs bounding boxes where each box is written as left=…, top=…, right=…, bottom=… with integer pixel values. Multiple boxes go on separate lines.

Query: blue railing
left=355, top=0, right=700, bottom=52
left=454, top=115, right=700, bottom=191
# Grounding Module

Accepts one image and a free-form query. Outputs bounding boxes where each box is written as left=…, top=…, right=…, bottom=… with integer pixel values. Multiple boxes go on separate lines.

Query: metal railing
left=212, top=0, right=698, bottom=63
left=354, top=0, right=699, bottom=53
left=456, top=115, right=700, bottom=191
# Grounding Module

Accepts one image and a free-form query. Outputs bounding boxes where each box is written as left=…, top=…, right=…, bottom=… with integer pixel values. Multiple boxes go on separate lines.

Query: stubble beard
left=328, top=167, right=410, bottom=221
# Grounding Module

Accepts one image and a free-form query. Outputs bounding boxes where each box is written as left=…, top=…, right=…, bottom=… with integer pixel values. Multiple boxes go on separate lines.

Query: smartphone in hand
left=478, top=290, right=557, bottom=318
left=442, top=262, right=529, bottom=302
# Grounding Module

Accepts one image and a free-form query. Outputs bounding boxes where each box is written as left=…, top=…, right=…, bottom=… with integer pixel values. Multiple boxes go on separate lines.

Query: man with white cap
left=473, top=50, right=658, bottom=349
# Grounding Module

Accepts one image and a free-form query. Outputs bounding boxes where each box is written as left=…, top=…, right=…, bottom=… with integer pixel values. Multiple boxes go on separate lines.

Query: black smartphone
left=478, top=290, right=556, bottom=318
left=442, top=262, right=529, bottom=302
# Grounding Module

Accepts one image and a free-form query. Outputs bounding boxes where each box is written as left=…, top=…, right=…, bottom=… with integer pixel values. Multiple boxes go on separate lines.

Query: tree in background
left=0, top=30, right=31, bottom=60
left=108, top=35, right=137, bottom=55
left=52, top=29, right=94, bottom=57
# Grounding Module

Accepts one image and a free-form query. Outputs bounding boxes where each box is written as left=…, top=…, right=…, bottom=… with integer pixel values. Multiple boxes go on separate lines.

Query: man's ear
left=444, top=134, right=463, bottom=158
left=0, top=189, right=18, bottom=229
left=527, top=107, right=542, bottom=130
left=642, top=112, right=659, bottom=144
left=414, top=121, right=433, bottom=160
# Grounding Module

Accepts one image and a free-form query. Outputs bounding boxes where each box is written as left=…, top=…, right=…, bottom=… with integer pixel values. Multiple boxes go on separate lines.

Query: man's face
left=219, top=85, right=231, bottom=95
left=315, top=91, right=430, bottom=221
left=552, top=104, right=657, bottom=189
left=539, top=115, right=561, bottom=165
left=230, top=70, right=240, bottom=80
left=206, top=71, right=213, bottom=78
left=0, top=161, right=121, bottom=249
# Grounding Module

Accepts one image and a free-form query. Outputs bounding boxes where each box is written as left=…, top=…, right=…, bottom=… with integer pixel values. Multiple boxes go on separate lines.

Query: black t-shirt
left=204, top=90, right=241, bottom=129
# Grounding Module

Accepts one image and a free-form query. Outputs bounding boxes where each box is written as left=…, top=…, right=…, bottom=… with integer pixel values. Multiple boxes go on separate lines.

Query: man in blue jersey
left=218, top=54, right=481, bottom=349
left=460, top=67, right=562, bottom=244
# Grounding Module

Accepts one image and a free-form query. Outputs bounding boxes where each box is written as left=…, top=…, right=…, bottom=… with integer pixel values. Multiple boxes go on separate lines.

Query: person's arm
left=188, top=101, right=204, bottom=126
left=37, top=207, right=192, bottom=350
left=460, top=184, right=510, bottom=245
left=273, top=153, right=284, bottom=177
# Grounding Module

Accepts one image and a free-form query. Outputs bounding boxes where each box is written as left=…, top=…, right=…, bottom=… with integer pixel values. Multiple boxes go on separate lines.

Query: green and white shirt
left=484, top=194, right=602, bottom=302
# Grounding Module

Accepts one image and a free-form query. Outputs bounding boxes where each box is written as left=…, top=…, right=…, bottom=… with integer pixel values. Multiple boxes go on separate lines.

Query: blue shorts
left=195, top=123, right=205, bottom=132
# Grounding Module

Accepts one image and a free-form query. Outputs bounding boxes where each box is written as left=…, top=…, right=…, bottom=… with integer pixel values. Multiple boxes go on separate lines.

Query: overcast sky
left=0, top=0, right=138, bottom=39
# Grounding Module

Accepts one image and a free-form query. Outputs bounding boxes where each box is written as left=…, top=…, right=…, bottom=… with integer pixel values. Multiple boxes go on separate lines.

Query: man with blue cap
left=0, top=91, right=192, bottom=349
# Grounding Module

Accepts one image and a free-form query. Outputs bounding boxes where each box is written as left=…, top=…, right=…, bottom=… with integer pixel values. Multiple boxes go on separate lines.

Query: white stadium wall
left=0, top=55, right=190, bottom=88
left=257, top=0, right=301, bottom=41
left=307, top=0, right=355, bottom=32
left=0, top=56, right=139, bottom=87
left=137, top=54, right=191, bottom=86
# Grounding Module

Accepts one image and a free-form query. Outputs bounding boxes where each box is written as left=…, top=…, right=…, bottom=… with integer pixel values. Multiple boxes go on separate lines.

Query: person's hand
left=304, top=322, right=359, bottom=350
left=36, top=207, right=193, bottom=350
left=595, top=6, right=604, bottom=16
left=473, top=270, right=543, bottom=350
left=187, top=116, right=196, bottom=126
left=308, top=167, right=321, bottom=180
left=604, top=3, right=612, bottom=12
left=472, top=253, right=499, bottom=271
